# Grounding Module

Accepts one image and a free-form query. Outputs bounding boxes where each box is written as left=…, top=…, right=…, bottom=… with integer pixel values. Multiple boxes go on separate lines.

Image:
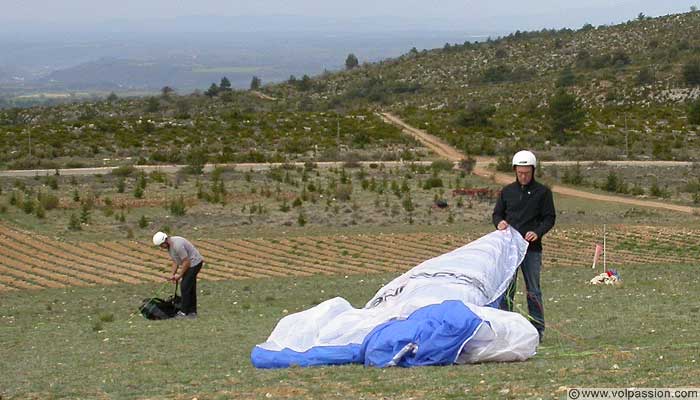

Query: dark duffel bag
left=139, top=283, right=181, bottom=320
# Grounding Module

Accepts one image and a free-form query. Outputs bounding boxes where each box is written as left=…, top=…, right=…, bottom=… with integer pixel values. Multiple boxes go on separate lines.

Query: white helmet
left=152, top=231, right=168, bottom=246
left=512, top=150, right=537, bottom=168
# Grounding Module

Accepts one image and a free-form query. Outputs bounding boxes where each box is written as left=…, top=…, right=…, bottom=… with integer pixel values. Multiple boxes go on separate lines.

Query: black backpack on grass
left=139, top=284, right=182, bottom=320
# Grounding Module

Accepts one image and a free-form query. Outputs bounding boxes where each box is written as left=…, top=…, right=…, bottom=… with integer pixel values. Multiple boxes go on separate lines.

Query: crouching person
left=153, top=231, right=204, bottom=319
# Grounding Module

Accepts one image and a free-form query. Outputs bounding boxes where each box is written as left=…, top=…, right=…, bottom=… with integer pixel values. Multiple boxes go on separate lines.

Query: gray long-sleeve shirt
left=167, top=236, right=203, bottom=267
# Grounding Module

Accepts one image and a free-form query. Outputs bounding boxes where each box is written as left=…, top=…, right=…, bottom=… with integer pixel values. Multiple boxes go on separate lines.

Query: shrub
left=138, top=215, right=149, bottom=228
left=423, top=176, right=444, bottom=190
left=649, top=179, right=669, bottom=198
left=279, top=198, right=290, bottom=212
left=169, top=196, right=187, bottom=216
left=117, top=178, right=125, bottom=193
left=22, top=198, right=34, bottom=214
left=458, top=157, right=476, bottom=174
left=562, top=163, right=585, bottom=185
left=688, top=98, right=700, bottom=125
left=46, top=176, right=59, bottom=190
left=682, top=59, right=700, bottom=86
left=430, top=160, right=454, bottom=172
left=548, top=89, right=584, bottom=143
left=496, top=154, right=512, bottom=172
left=636, top=67, right=655, bottom=85
left=555, top=67, right=576, bottom=87
left=80, top=203, right=91, bottom=224
left=602, top=171, right=620, bottom=192
left=184, top=147, right=208, bottom=175
left=456, top=102, right=496, bottom=127
left=38, top=192, right=59, bottom=210
left=68, top=213, right=82, bottom=230
left=111, top=165, right=136, bottom=177
left=149, top=170, right=167, bottom=183
left=402, top=193, right=415, bottom=212
left=335, top=184, right=353, bottom=201
left=35, top=203, right=45, bottom=219
left=481, top=65, right=512, bottom=83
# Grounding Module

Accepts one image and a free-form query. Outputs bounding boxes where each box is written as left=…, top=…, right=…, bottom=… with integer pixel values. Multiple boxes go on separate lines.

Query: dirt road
left=251, top=90, right=277, bottom=101
left=378, top=112, right=698, bottom=214
left=0, top=161, right=432, bottom=177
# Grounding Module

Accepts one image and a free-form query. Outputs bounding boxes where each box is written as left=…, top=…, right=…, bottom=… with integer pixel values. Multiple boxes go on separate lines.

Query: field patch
left=1, top=222, right=699, bottom=291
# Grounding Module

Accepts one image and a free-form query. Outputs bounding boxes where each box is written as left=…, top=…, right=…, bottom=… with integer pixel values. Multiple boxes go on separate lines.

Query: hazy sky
left=0, top=0, right=696, bottom=31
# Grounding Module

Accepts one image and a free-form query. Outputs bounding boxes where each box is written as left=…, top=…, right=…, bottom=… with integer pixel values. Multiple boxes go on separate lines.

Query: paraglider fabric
left=251, top=227, right=539, bottom=368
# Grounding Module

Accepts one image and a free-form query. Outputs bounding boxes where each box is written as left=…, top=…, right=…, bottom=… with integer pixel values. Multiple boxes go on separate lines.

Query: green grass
left=1, top=263, right=698, bottom=399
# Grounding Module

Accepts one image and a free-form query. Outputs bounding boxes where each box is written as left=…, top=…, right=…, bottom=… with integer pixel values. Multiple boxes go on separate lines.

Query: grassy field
left=1, top=261, right=698, bottom=399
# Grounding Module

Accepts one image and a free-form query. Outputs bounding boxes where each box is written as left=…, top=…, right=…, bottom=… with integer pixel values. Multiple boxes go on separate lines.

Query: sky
left=1, top=0, right=696, bottom=30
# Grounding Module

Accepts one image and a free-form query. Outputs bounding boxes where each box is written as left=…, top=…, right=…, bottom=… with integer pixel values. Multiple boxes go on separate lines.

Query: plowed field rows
left=1, top=223, right=699, bottom=291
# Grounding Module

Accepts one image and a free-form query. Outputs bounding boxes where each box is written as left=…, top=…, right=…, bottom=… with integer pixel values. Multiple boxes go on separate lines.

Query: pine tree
left=345, top=53, right=359, bottom=70
left=219, top=76, right=232, bottom=91
left=250, top=76, right=261, bottom=90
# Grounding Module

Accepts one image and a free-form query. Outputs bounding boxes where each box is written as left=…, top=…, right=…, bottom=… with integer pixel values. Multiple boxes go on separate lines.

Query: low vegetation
left=1, top=263, right=698, bottom=398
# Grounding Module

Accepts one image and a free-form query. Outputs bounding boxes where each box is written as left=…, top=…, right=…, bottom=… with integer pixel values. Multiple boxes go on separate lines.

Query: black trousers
left=499, top=251, right=544, bottom=335
left=181, top=261, right=203, bottom=314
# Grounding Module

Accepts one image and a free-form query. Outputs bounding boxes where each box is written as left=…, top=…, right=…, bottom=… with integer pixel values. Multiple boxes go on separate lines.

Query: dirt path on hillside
left=251, top=90, right=277, bottom=101
left=378, top=112, right=698, bottom=214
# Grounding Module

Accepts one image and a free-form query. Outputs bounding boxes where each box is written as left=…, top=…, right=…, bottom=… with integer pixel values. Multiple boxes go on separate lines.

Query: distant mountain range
left=0, top=29, right=491, bottom=95
left=0, top=3, right=692, bottom=98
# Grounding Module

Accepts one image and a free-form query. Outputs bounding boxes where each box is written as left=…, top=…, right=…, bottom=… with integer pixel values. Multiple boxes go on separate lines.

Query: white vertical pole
left=603, top=224, right=607, bottom=273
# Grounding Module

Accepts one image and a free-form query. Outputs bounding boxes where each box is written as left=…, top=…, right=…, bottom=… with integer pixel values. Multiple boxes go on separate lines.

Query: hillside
left=263, top=11, right=700, bottom=161
left=2, top=11, right=700, bottom=170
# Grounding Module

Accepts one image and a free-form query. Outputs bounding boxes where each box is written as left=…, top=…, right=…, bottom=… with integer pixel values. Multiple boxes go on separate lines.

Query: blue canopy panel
left=251, top=300, right=484, bottom=369
left=251, top=344, right=363, bottom=369
left=362, top=300, right=484, bottom=367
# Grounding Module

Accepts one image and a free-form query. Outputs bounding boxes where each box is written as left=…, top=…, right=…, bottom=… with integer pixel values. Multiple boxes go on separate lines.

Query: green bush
left=111, top=165, right=136, bottom=177
left=335, top=184, right=353, bottom=201
left=562, top=163, right=585, bottom=185
left=423, top=176, right=444, bottom=190
left=458, top=157, right=476, bottom=174
left=548, top=89, right=584, bottom=143
left=430, top=160, right=454, bottom=172
left=682, top=59, right=700, bottom=86
left=496, top=154, right=512, bottom=172
left=35, top=203, right=45, bottom=219
left=456, top=103, right=496, bottom=127
left=22, top=198, right=34, bottom=214
left=38, top=192, right=59, bottom=210
left=68, top=213, right=82, bottom=230
left=636, top=67, right=656, bottom=85
left=688, top=98, right=700, bottom=125
left=402, top=193, right=415, bottom=212
left=169, top=196, right=187, bottom=216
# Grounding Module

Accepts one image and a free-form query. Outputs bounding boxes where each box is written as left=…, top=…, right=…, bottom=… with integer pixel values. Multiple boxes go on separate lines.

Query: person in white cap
left=492, top=150, right=556, bottom=343
left=153, top=231, right=204, bottom=319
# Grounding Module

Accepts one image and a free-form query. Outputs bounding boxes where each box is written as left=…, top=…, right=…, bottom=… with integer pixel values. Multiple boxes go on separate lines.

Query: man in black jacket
left=492, top=150, right=556, bottom=342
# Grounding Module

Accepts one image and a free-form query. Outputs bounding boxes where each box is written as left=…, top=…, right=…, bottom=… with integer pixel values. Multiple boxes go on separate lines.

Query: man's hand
left=169, top=274, right=181, bottom=283
left=524, top=231, right=539, bottom=242
left=497, top=220, right=509, bottom=230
